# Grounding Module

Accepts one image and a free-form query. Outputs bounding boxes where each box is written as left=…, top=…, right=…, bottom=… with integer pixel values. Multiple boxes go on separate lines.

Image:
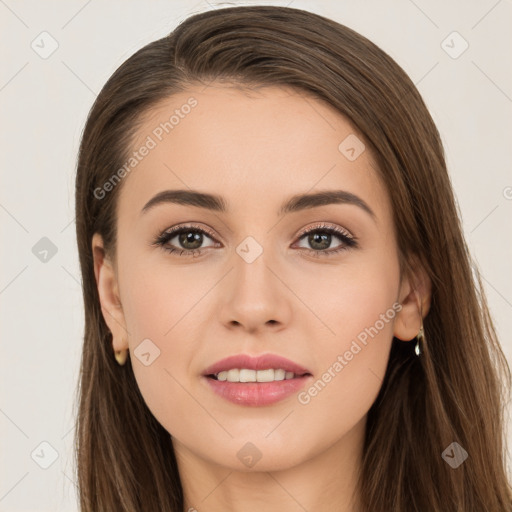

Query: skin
left=92, top=83, right=431, bottom=512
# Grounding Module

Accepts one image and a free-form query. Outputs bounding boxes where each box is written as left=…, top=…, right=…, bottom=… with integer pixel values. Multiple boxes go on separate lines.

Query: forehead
left=117, top=83, right=389, bottom=224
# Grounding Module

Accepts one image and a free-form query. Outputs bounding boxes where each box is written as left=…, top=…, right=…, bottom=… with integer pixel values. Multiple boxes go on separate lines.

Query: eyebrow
left=140, top=189, right=376, bottom=219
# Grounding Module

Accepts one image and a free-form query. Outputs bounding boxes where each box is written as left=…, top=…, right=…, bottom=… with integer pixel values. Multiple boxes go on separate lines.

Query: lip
left=201, top=353, right=313, bottom=407
left=203, top=375, right=313, bottom=406
left=202, top=353, right=312, bottom=377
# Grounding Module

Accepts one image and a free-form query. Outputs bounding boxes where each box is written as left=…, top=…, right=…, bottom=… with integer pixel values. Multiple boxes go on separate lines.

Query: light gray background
left=1, top=0, right=511, bottom=510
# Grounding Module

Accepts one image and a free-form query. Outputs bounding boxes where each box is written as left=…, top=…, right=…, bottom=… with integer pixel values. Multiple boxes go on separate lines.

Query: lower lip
left=203, top=374, right=312, bottom=406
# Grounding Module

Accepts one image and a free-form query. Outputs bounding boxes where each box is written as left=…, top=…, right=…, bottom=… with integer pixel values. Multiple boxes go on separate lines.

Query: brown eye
left=294, top=224, right=357, bottom=257
left=172, top=230, right=207, bottom=251
left=154, top=224, right=218, bottom=257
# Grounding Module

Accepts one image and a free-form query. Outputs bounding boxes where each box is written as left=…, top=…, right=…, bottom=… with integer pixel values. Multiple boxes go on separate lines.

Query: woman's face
left=94, top=83, right=421, bottom=472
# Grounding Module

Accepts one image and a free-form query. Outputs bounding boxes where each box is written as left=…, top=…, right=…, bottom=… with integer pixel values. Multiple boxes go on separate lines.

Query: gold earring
left=114, top=348, right=128, bottom=366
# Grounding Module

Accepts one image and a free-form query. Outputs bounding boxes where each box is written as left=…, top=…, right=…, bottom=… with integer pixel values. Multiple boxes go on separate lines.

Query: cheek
left=117, top=254, right=212, bottom=431
left=292, top=249, right=400, bottom=414
left=297, top=245, right=400, bottom=349
left=119, top=246, right=214, bottom=341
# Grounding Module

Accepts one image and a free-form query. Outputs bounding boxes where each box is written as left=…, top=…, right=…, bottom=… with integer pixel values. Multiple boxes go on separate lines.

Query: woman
left=73, top=5, right=512, bottom=511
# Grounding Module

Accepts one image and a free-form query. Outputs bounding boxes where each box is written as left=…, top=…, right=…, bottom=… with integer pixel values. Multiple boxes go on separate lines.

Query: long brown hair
left=73, top=5, right=512, bottom=511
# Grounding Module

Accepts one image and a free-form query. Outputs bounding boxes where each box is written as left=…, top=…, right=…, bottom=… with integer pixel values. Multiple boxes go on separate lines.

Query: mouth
left=203, top=370, right=313, bottom=407
left=201, top=353, right=313, bottom=405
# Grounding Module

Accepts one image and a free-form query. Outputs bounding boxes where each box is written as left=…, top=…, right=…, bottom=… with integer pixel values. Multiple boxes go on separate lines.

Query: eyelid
left=295, top=221, right=354, bottom=240
left=161, top=222, right=218, bottom=240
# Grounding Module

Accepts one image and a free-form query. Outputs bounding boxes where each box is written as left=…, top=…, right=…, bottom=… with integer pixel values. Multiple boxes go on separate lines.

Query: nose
left=217, top=246, right=292, bottom=334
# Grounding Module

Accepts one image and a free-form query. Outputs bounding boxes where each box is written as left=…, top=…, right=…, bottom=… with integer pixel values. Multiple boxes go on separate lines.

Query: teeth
left=240, top=369, right=256, bottom=382
left=226, top=369, right=239, bottom=381
left=257, top=369, right=283, bottom=382
left=215, top=368, right=297, bottom=383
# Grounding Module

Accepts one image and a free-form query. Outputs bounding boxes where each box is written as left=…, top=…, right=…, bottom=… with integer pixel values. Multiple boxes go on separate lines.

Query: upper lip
left=203, top=353, right=312, bottom=376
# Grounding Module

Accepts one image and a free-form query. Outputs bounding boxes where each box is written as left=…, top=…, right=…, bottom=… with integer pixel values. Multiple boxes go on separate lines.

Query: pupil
left=179, top=231, right=202, bottom=250
left=310, top=232, right=330, bottom=250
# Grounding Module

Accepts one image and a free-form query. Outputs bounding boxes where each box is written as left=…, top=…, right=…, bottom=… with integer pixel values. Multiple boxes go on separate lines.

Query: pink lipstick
left=202, top=353, right=313, bottom=407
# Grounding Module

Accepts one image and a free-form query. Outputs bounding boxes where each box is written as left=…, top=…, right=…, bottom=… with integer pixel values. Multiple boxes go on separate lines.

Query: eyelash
left=152, top=222, right=358, bottom=258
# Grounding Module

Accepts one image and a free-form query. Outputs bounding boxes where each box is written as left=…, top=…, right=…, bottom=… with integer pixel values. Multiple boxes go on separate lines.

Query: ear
left=92, top=233, right=129, bottom=352
left=393, top=257, right=432, bottom=342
